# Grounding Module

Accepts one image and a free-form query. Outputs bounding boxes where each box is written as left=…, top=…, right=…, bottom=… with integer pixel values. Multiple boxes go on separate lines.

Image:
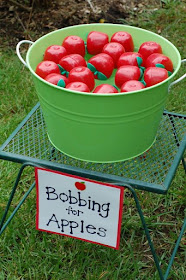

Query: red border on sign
left=35, top=167, right=124, bottom=250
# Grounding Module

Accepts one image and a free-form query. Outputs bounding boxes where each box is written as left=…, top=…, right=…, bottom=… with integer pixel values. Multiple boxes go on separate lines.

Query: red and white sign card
left=35, top=167, right=124, bottom=250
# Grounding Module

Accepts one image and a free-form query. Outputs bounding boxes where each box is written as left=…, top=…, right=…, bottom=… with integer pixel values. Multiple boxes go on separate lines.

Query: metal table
left=0, top=102, right=185, bottom=280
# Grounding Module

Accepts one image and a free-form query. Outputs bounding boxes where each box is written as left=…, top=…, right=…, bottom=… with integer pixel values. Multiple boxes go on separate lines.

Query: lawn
left=0, top=1, right=185, bottom=279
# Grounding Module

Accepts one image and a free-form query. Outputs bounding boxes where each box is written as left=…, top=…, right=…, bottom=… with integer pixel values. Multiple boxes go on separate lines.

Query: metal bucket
left=16, top=24, right=185, bottom=162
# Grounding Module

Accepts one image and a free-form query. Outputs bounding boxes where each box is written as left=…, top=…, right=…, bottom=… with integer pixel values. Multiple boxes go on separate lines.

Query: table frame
left=0, top=103, right=185, bottom=280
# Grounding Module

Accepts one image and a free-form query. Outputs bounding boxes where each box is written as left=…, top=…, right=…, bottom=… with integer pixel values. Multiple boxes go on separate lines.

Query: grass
left=0, top=1, right=186, bottom=279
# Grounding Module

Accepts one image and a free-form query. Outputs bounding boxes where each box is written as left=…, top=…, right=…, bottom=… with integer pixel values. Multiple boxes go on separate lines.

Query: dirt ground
left=0, top=0, right=161, bottom=48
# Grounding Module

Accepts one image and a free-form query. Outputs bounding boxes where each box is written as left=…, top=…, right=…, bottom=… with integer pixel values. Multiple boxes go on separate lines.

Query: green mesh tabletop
left=0, top=103, right=185, bottom=194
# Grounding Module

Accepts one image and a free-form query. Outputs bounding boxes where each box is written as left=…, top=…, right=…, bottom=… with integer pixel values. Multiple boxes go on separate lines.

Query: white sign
left=35, top=167, right=124, bottom=249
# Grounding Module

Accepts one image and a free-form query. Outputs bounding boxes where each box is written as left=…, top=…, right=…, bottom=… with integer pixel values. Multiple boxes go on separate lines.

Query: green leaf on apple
left=87, top=63, right=97, bottom=73
left=97, top=72, right=107, bottom=80
left=136, top=56, right=143, bottom=67
left=57, top=79, right=66, bottom=88
left=58, top=64, right=67, bottom=75
left=155, top=63, right=165, bottom=68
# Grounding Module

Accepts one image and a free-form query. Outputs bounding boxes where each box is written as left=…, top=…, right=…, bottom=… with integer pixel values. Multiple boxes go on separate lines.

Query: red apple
left=115, top=65, right=141, bottom=88
left=75, top=182, right=86, bottom=191
left=87, top=31, right=109, bottom=55
left=58, top=54, right=87, bottom=77
left=111, top=31, right=134, bottom=52
left=121, top=80, right=145, bottom=92
left=144, top=67, right=168, bottom=87
left=93, top=84, right=118, bottom=93
left=68, top=66, right=95, bottom=91
left=35, top=60, right=60, bottom=79
left=62, top=35, right=85, bottom=57
left=66, top=81, right=90, bottom=92
left=43, top=45, right=67, bottom=64
left=145, top=53, right=173, bottom=72
left=44, top=73, right=69, bottom=87
left=102, top=42, right=125, bottom=68
left=117, top=52, right=144, bottom=68
left=88, top=53, right=114, bottom=79
left=138, top=41, right=162, bottom=65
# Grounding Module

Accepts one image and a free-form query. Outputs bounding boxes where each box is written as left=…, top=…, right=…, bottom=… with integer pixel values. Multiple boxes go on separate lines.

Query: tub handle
left=169, top=59, right=186, bottom=90
left=16, top=40, right=34, bottom=68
